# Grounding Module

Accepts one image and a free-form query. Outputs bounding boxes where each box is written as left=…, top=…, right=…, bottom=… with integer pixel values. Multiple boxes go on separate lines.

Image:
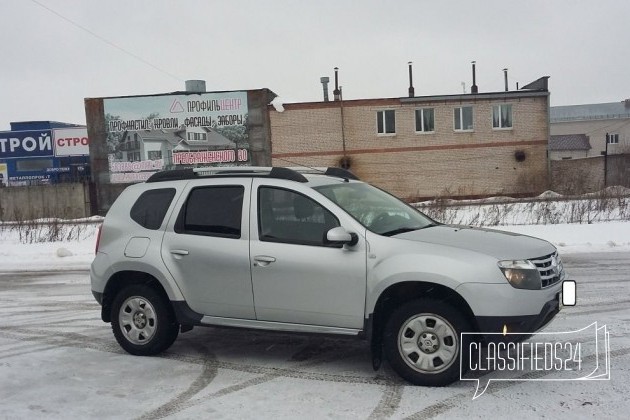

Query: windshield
left=314, top=182, right=437, bottom=236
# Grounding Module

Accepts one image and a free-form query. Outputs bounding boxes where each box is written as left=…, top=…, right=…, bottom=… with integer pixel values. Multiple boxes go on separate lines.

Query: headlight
left=498, top=260, right=541, bottom=290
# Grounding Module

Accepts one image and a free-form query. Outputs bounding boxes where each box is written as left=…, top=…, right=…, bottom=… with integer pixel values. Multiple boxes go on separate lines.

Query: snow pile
left=0, top=222, right=99, bottom=272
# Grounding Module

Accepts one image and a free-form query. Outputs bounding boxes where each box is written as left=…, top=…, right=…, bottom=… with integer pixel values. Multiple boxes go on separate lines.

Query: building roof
left=551, top=101, right=630, bottom=122
left=9, top=121, right=84, bottom=131
left=549, top=134, right=592, bottom=151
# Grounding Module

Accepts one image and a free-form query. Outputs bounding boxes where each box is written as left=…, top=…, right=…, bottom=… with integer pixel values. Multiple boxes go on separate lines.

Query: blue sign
left=0, top=129, right=54, bottom=158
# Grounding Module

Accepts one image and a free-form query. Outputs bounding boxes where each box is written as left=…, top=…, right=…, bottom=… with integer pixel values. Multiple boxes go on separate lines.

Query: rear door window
left=175, top=186, right=244, bottom=238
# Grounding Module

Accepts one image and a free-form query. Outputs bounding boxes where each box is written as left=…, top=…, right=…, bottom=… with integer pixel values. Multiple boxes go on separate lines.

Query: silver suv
left=91, top=166, right=565, bottom=386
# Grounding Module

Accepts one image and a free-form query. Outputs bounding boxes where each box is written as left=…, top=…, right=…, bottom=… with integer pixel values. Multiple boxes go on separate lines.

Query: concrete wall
left=0, top=183, right=90, bottom=221
left=607, top=154, right=630, bottom=188
left=270, top=93, right=550, bottom=200
left=550, top=154, right=630, bottom=194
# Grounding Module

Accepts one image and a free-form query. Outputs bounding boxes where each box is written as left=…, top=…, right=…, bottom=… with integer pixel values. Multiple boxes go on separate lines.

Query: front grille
left=530, top=252, right=563, bottom=288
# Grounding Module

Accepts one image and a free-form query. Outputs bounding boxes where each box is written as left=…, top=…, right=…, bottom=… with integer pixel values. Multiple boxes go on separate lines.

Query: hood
left=395, top=225, right=555, bottom=260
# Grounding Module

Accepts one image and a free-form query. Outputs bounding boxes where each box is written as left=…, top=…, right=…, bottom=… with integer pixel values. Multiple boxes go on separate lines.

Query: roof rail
left=323, top=167, right=359, bottom=180
left=145, top=168, right=195, bottom=182
left=281, top=167, right=359, bottom=180
left=145, top=166, right=359, bottom=183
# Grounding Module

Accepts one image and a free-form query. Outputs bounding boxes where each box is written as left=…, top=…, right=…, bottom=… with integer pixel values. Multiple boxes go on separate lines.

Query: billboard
left=0, top=127, right=90, bottom=186
left=103, top=91, right=250, bottom=183
left=53, top=127, right=89, bottom=157
left=0, top=130, right=54, bottom=159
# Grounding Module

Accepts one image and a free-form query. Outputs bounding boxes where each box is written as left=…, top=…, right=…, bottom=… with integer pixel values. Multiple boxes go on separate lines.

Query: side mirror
left=326, top=227, right=358, bottom=246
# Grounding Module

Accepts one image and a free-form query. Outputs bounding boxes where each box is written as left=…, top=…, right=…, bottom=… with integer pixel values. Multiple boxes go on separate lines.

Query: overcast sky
left=1, top=0, right=629, bottom=129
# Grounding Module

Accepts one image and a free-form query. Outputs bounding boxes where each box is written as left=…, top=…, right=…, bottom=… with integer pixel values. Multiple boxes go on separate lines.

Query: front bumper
left=475, top=293, right=560, bottom=342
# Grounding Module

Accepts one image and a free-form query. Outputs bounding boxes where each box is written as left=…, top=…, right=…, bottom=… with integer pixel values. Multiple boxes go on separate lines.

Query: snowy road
left=1, top=252, right=629, bottom=419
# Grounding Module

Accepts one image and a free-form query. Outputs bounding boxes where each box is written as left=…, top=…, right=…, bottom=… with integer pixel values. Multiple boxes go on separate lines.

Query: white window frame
left=492, top=104, right=513, bottom=130
left=377, top=110, right=396, bottom=136
left=414, top=108, right=435, bottom=133
left=453, top=106, right=474, bottom=132
left=607, top=133, right=619, bottom=144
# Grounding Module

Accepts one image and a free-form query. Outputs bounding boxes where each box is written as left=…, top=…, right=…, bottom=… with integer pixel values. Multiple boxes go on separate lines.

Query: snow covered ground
left=0, top=199, right=629, bottom=418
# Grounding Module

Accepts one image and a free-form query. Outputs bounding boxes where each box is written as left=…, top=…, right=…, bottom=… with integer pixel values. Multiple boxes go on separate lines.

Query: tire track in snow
left=404, top=346, right=630, bottom=419
left=367, top=384, right=404, bottom=420
left=0, top=345, right=61, bottom=360
left=137, top=344, right=218, bottom=420
left=0, top=327, right=393, bottom=385
left=139, top=343, right=371, bottom=418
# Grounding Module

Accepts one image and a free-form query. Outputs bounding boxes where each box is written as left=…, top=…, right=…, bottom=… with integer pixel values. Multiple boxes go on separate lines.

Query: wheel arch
left=367, top=281, right=480, bottom=344
left=101, top=271, right=171, bottom=323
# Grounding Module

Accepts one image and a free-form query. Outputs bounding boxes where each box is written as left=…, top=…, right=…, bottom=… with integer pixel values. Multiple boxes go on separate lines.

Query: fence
left=551, top=154, right=629, bottom=194
left=0, top=183, right=91, bottom=221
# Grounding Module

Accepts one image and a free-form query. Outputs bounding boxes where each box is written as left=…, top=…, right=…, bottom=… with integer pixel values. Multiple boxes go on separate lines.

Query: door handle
left=253, top=255, right=276, bottom=266
left=170, top=249, right=190, bottom=256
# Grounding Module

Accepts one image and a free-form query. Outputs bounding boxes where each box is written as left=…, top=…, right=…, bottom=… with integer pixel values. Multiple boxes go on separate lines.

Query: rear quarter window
left=129, top=188, right=176, bottom=230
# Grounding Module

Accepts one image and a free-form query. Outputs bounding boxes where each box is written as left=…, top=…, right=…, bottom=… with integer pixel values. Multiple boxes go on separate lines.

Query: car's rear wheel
left=111, top=284, right=179, bottom=355
left=383, top=298, right=471, bottom=386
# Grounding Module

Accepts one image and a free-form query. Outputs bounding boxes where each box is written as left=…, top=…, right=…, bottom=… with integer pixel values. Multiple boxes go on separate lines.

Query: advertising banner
left=53, top=128, right=89, bottom=157
left=103, top=91, right=250, bottom=183
left=0, top=130, right=54, bottom=159
left=0, top=163, right=7, bottom=187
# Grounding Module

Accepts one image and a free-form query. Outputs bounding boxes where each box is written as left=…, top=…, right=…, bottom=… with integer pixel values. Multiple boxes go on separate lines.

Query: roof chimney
left=185, top=80, right=206, bottom=93
left=333, top=67, right=341, bottom=101
left=320, top=77, right=330, bottom=102
left=408, top=61, right=415, bottom=98
left=503, top=68, right=509, bottom=92
left=470, top=61, right=478, bottom=94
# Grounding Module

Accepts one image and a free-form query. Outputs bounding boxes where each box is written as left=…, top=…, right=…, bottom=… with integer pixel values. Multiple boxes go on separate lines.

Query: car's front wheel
left=383, top=299, right=471, bottom=386
left=111, top=284, right=179, bottom=355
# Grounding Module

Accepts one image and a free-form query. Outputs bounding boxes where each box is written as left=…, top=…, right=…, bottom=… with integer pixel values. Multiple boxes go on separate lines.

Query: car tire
left=383, top=298, right=471, bottom=386
left=111, top=284, right=179, bottom=355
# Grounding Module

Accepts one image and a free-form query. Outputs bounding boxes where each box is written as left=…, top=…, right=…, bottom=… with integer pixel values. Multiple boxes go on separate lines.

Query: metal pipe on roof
left=503, top=68, right=509, bottom=92
left=320, top=77, right=330, bottom=102
left=333, top=67, right=341, bottom=101
left=408, top=61, right=415, bottom=98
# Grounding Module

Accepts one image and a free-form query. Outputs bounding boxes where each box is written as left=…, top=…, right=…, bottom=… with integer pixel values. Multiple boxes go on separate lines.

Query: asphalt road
left=1, top=252, right=629, bottom=419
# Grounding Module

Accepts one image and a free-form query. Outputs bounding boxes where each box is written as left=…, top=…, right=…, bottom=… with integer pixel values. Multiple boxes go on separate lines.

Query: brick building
left=269, top=78, right=551, bottom=200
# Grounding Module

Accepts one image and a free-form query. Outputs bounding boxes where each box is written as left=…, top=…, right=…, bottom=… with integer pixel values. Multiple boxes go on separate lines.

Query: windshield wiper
left=381, top=223, right=438, bottom=237
left=381, top=226, right=423, bottom=237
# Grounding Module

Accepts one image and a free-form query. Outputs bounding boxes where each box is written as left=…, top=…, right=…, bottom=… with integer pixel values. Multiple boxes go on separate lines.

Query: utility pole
left=604, top=133, right=609, bottom=187
left=340, top=86, right=346, bottom=159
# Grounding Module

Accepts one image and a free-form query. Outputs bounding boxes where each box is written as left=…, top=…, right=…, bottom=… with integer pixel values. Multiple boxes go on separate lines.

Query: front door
left=249, top=181, right=366, bottom=329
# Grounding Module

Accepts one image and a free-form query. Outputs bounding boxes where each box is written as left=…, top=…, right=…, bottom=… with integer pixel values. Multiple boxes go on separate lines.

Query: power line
left=28, top=0, right=183, bottom=82
left=580, top=118, right=630, bottom=136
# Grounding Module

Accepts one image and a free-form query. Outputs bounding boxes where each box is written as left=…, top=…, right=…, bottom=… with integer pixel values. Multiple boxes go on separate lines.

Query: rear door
left=249, top=180, right=367, bottom=328
left=161, top=179, right=255, bottom=319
